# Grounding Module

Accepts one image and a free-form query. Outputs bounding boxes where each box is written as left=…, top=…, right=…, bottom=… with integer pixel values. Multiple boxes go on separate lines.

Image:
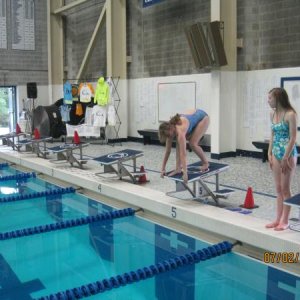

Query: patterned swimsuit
left=271, top=113, right=297, bottom=161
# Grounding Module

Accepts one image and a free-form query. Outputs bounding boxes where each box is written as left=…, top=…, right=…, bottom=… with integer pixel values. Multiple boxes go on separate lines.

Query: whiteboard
left=158, top=82, right=196, bottom=122
left=281, top=77, right=300, bottom=117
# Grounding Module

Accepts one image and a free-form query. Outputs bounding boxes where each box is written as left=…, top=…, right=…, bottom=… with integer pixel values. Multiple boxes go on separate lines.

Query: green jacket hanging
left=94, top=77, right=109, bottom=106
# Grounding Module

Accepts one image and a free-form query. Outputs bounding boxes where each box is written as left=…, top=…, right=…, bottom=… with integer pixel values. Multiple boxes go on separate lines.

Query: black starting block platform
left=15, top=137, right=53, bottom=158
left=0, top=132, right=28, bottom=150
left=284, top=194, right=300, bottom=232
left=93, top=149, right=146, bottom=183
left=48, top=143, right=89, bottom=169
left=166, top=161, right=234, bottom=205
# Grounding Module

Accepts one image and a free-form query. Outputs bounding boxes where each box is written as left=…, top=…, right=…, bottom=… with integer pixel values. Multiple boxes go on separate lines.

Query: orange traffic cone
left=16, top=123, right=22, bottom=134
left=73, top=130, right=80, bottom=145
left=240, top=187, right=258, bottom=209
left=138, top=165, right=148, bottom=183
left=34, top=128, right=40, bottom=139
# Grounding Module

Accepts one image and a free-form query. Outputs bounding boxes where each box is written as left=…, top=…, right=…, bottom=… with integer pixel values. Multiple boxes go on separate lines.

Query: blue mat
left=167, top=161, right=229, bottom=182
left=94, top=149, right=143, bottom=164
left=284, top=193, right=300, bottom=207
left=48, top=143, right=86, bottom=152
left=16, top=139, right=32, bottom=145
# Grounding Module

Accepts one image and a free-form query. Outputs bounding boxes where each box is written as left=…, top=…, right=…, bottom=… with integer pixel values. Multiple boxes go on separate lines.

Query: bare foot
left=265, top=221, right=279, bottom=228
left=200, top=162, right=209, bottom=172
left=168, top=169, right=182, bottom=177
left=274, top=223, right=289, bottom=231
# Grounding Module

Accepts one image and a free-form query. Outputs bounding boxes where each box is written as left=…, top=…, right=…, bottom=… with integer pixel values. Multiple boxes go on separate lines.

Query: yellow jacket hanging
left=94, top=77, right=109, bottom=106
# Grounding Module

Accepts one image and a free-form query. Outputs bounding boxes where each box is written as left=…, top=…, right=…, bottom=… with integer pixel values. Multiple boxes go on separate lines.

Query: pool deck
left=0, top=144, right=300, bottom=274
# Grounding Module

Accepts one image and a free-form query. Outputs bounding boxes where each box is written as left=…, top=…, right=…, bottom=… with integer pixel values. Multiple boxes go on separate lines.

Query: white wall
left=237, top=67, right=300, bottom=151
left=16, top=84, right=50, bottom=118
left=220, top=71, right=237, bottom=153
left=128, top=73, right=212, bottom=138
left=211, top=71, right=237, bottom=154
left=16, top=67, right=300, bottom=149
left=49, top=84, right=63, bottom=105
left=128, top=67, right=300, bottom=152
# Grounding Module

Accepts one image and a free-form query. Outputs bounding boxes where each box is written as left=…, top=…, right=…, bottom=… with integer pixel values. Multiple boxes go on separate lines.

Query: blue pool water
left=0, top=164, right=22, bottom=177
left=0, top=167, right=299, bottom=299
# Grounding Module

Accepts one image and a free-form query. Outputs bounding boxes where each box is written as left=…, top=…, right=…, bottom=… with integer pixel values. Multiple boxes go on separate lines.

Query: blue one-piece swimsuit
left=181, top=109, right=208, bottom=135
left=271, top=116, right=297, bottom=161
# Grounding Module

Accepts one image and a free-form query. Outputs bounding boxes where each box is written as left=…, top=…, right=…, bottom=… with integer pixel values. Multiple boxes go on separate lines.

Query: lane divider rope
left=0, top=207, right=136, bottom=241
left=0, top=187, right=75, bottom=203
left=0, top=162, right=9, bottom=169
left=36, top=241, right=234, bottom=300
left=0, top=172, right=36, bottom=181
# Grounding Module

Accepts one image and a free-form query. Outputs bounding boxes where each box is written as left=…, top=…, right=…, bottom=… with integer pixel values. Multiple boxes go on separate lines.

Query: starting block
left=166, top=161, right=234, bottom=205
left=0, top=132, right=28, bottom=150
left=14, top=138, right=33, bottom=152
left=15, top=136, right=53, bottom=158
left=48, top=143, right=89, bottom=168
left=93, top=149, right=146, bottom=183
left=284, top=194, right=300, bottom=232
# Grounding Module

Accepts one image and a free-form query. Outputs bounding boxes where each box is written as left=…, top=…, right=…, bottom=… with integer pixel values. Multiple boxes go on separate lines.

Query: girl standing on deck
left=267, top=87, right=298, bottom=231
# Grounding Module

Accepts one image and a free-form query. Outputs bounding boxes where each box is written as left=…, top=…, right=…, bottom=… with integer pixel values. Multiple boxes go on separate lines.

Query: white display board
left=11, top=0, right=35, bottom=50
left=0, top=0, right=7, bottom=49
left=158, top=82, right=196, bottom=122
left=281, top=77, right=300, bottom=116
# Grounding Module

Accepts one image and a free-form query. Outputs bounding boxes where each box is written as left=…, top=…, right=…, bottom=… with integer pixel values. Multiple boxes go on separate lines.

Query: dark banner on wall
left=143, top=0, right=165, bottom=8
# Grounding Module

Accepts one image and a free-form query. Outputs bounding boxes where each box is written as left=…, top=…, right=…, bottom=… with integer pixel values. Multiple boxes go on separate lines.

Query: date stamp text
left=263, top=252, right=299, bottom=264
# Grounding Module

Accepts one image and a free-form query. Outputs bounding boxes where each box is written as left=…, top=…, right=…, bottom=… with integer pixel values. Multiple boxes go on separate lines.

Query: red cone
left=16, top=123, right=22, bottom=134
left=138, top=165, right=147, bottom=183
left=240, top=187, right=258, bottom=209
left=73, top=130, right=80, bottom=145
left=34, top=128, right=40, bottom=139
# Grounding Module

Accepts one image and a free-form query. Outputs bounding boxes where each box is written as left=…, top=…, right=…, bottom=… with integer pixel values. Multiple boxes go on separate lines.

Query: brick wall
left=127, top=0, right=300, bottom=76
left=127, top=0, right=210, bottom=78
left=237, top=0, right=300, bottom=70
left=1, top=0, right=300, bottom=84
left=64, top=0, right=106, bottom=80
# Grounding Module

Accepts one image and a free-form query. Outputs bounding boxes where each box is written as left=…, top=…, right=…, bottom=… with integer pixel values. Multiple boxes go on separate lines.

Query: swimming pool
left=0, top=162, right=22, bottom=177
left=0, top=166, right=299, bottom=299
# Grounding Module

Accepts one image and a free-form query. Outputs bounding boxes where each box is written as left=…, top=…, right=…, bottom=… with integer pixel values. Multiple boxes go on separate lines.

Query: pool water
left=0, top=167, right=299, bottom=300
left=0, top=164, right=23, bottom=177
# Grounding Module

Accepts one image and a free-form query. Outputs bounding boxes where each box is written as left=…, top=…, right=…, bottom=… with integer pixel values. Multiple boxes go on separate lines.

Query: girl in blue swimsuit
left=267, top=88, right=298, bottom=231
left=158, top=109, right=209, bottom=183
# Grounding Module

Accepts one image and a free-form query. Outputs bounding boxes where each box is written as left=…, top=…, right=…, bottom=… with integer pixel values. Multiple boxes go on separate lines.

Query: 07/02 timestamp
left=263, top=252, right=299, bottom=264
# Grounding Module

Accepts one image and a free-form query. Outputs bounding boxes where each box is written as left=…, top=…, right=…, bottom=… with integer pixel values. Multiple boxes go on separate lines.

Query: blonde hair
left=158, top=114, right=181, bottom=143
